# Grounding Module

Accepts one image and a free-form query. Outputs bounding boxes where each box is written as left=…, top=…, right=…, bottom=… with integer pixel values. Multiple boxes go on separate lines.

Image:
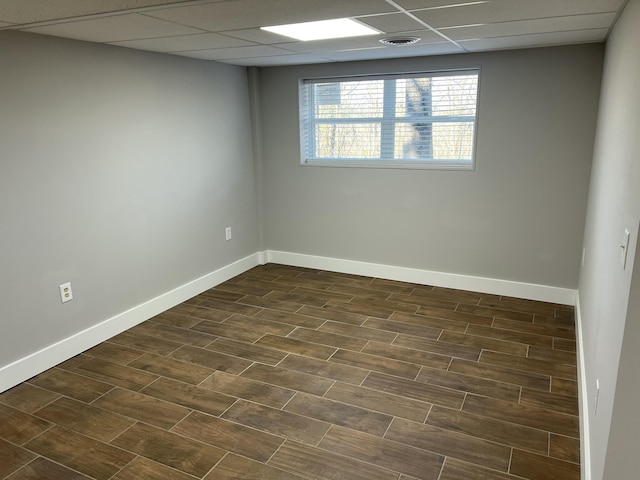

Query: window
left=299, top=69, right=479, bottom=170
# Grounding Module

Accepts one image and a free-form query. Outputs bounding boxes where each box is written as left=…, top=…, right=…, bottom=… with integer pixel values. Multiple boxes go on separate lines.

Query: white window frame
left=299, top=68, right=480, bottom=170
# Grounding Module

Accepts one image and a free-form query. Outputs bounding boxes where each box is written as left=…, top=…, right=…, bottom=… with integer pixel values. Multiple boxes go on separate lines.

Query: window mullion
left=380, top=79, right=396, bottom=160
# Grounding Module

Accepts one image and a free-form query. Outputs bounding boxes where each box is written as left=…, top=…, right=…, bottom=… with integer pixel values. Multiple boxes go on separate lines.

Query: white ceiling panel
left=0, top=0, right=197, bottom=24
left=441, top=13, right=617, bottom=41
left=356, top=13, right=426, bottom=34
left=145, top=0, right=395, bottom=33
left=2, top=0, right=626, bottom=66
left=459, top=28, right=609, bottom=52
left=412, top=0, right=625, bottom=28
left=110, top=32, right=255, bottom=52
left=23, top=13, right=203, bottom=43
left=178, top=44, right=296, bottom=61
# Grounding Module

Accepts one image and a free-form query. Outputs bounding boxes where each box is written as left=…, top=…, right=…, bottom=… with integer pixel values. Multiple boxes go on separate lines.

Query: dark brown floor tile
left=533, top=314, right=575, bottom=329
left=386, top=417, right=511, bottom=471
left=206, top=337, right=287, bottom=365
left=285, top=392, right=392, bottom=437
left=550, top=434, right=580, bottom=463
left=462, top=395, right=579, bottom=438
left=455, top=303, right=534, bottom=322
left=388, top=292, right=459, bottom=310
left=426, top=405, right=549, bottom=453
left=330, top=349, right=421, bottom=379
left=465, top=324, right=553, bottom=348
left=528, top=345, right=577, bottom=365
left=393, top=334, right=481, bottom=361
left=520, top=387, right=579, bottom=416
left=28, top=368, right=113, bottom=403
left=215, top=281, right=273, bottom=297
left=169, top=345, right=252, bottom=374
left=449, top=358, right=551, bottom=391
left=265, top=289, right=330, bottom=307
left=110, top=456, right=194, bottom=480
left=0, top=439, right=36, bottom=478
left=362, top=341, right=452, bottom=370
left=222, top=399, right=331, bottom=445
left=492, top=318, right=576, bottom=340
left=132, top=322, right=216, bottom=347
left=323, top=300, right=394, bottom=319
left=319, top=425, right=444, bottom=479
left=268, top=440, right=399, bottom=480
left=141, top=377, right=236, bottom=416
left=391, top=311, right=469, bottom=332
left=288, top=327, right=368, bottom=351
left=327, top=284, right=394, bottom=300
left=320, top=320, right=398, bottom=343
left=551, top=377, right=578, bottom=397
left=439, top=458, right=522, bottom=480
left=255, top=334, right=336, bottom=360
left=223, top=313, right=296, bottom=336
left=480, top=298, right=556, bottom=317
left=200, top=288, right=246, bottom=302
left=190, top=319, right=264, bottom=343
left=279, top=354, right=369, bottom=385
left=128, top=352, right=214, bottom=384
left=111, top=422, right=225, bottom=477
left=363, top=318, right=442, bottom=340
left=200, top=370, right=295, bottom=409
left=325, top=382, right=432, bottom=423
left=54, top=354, right=92, bottom=371
left=255, top=308, right=327, bottom=328
left=236, top=294, right=302, bottom=313
left=74, top=358, right=159, bottom=391
left=0, top=383, right=60, bottom=414
left=240, top=364, right=334, bottom=396
left=371, top=277, right=419, bottom=294
left=439, top=330, right=528, bottom=356
left=296, top=305, right=367, bottom=326
left=85, top=342, right=145, bottom=365
left=417, top=366, right=521, bottom=402
left=510, top=449, right=580, bottom=480
left=187, top=296, right=262, bottom=316
left=0, top=403, right=51, bottom=445
left=554, top=338, right=577, bottom=352
left=34, top=397, right=134, bottom=442
left=416, top=305, right=493, bottom=326
left=205, top=453, right=306, bottom=480
left=173, top=411, right=284, bottom=462
left=236, top=278, right=298, bottom=294
left=6, top=457, right=92, bottom=480
left=479, top=350, right=577, bottom=380
left=346, top=296, right=420, bottom=314
left=92, top=388, right=189, bottom=430
left=165, top=303, right=233, bottom=322
left=362, top=371, right=465, bottom=408
left=150, top=311, right=206, bottom=329
left=24, top=426, right=134, bottom=480
left=107, top=330, right=183, bottom=355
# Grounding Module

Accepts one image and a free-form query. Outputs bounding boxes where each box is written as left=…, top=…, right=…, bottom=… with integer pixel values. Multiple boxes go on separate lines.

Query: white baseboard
left=575, top=293, right=591, bottom=480
left=266, top=250, right=577, bottom=305
left=0, top=253, right=261, bottom=393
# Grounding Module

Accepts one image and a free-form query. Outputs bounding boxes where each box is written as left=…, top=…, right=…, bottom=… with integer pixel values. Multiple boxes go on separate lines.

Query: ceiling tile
left=222, top=28, right=294, bottom=45
left=177, top=45, right=296, bottom=61
left=145, top=0, right=396, bottom=32
left=0, top=0, right=198, bottom=24
left=110, top=32, right=255, bottom=52
left=224, top=53, right=333, bottom=67
left=22, top=13, right=203, bottom=43
left=321, top=41, right=464, bottom=61
left=441, top=13, right=617, bottom=40
left=395, top=0, right=473, bottom=9
left=356, top=13, right=426, bottom=34
left=0, top=21, right=14, bottom=27
left=459, top=28, right=609, bottom=51
left=413, top=0, right=625, bottom=28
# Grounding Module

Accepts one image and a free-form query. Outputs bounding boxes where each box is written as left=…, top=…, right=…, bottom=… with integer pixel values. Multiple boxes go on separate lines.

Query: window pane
left=314, top=123, right=381, bottom=159
left=314, top=80, right=384, bottom=119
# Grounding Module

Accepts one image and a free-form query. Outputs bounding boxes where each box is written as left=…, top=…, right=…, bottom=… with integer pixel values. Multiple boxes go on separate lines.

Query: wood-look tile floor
left=0, top=264, right=580, bottom=480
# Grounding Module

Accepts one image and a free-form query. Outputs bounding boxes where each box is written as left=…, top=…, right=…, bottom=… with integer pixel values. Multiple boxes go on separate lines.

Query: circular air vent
left=379, top=36, right=421, bottom=46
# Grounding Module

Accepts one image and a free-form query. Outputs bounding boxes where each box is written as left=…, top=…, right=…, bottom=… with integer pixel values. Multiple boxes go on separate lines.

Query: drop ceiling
left=0, top=0, right=627, bottom=66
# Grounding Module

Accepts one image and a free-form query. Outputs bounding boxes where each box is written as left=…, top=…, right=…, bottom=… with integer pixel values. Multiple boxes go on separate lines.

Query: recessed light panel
left=261, top=18, right=380, bottom=41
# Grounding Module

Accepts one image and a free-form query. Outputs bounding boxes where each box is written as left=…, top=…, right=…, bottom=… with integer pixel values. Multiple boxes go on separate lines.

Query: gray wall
left=0, top=31, right=259, bottom=369
left=258, top=45, right=602, bottom=288
left=577, top=0, right=640, bottom=478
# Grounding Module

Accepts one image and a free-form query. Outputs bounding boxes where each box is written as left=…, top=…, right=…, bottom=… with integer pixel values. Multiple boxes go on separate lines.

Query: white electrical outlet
left=594, top=378, right=600, bottom=415
left=581, top=248, right=586, bottom=267
left=621, top=229, right=631, bottom=269
left=225, top=227, right=232, bottom=241
left=59, top=282, right=73, bottom=303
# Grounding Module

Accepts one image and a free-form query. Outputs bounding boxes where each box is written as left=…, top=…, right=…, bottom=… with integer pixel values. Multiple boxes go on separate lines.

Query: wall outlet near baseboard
left=225, top=227, right=232, bottom=241
left=59, top=282, right=73, bottom=303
